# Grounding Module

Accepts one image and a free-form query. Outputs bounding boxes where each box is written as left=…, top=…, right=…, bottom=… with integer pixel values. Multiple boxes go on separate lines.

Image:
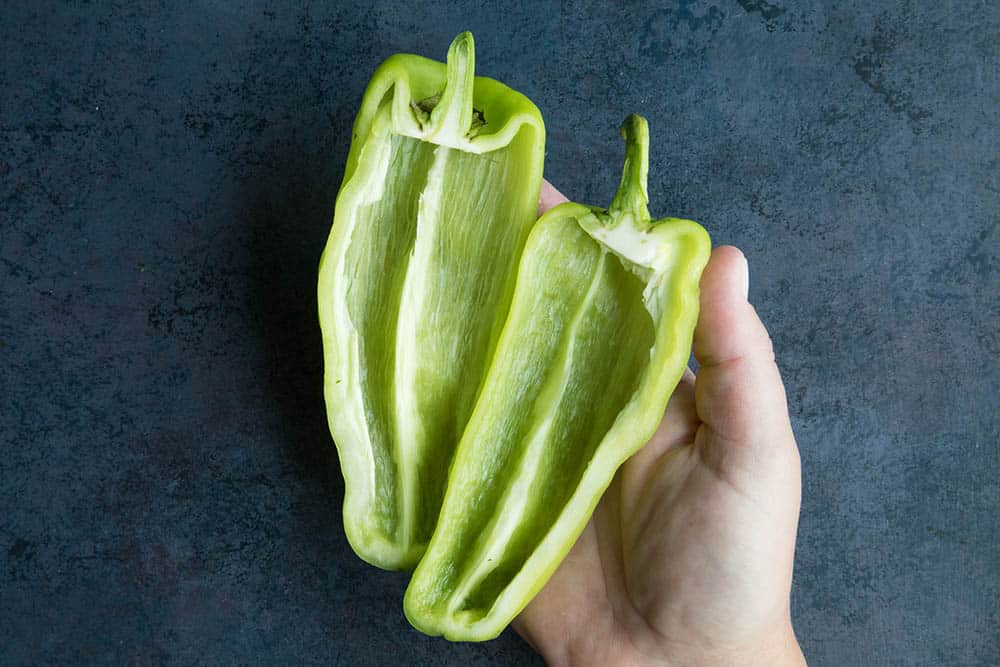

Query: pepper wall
left=2, top=2, right=997, bottom=665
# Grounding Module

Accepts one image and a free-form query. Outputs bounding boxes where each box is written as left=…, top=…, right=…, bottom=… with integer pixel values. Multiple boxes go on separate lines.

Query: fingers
left=693, top=246, right=793, bottom=451
left=694, top=246, right=765, bottom=367
left=630, top=368, right=697, bottom=470
left=511, top=513, right=606, bottom=662
left=538, top=179, right=569, bottom=216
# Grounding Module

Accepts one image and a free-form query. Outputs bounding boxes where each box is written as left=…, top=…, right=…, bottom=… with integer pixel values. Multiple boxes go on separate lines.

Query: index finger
left=538, top=179, right=569, bottom=217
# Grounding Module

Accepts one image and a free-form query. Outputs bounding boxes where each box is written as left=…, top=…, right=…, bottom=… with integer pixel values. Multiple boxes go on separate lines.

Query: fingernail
left=738, top=253, right=750, bottom=301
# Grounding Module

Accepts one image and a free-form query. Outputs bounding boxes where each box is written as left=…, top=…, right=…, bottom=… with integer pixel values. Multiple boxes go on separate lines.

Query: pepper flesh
left=404, top=115, right=711, bottom=641
left=317, top=33, right=545, bottom=570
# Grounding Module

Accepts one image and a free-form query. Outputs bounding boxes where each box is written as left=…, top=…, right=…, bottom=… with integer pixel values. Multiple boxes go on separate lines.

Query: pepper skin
left=404, top=115, right=711, bottom=641
left=317, top=33, right=545, bottom=570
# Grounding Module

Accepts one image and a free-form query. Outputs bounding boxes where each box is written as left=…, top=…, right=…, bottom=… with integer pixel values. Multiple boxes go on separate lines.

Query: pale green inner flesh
left=341, top=129, right=532, bottom=553
left=419, top=214, right=655, bottom=619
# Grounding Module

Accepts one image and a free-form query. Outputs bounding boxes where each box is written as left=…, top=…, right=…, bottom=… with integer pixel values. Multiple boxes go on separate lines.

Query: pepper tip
left=448, top=31, right=475, bottom=59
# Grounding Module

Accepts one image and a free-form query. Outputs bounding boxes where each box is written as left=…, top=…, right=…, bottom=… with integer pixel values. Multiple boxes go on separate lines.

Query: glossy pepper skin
left=404, top=115, right=711, bottom=641
left=317, top=33, right=545, bottom=570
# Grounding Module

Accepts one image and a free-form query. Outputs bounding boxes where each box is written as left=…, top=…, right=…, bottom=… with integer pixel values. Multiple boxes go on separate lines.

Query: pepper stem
left=608, top=114, right=651, bottom=228
left=427, top=32, right=476, bottom=141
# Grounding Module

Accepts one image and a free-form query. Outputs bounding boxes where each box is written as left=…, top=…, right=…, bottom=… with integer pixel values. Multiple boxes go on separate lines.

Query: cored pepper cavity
left=317, top=33, right=545, bottom=570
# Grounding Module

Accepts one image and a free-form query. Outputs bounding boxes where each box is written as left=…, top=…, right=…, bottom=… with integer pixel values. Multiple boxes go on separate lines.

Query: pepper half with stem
left=317, top=33, right=545, bottom=570
left=404, top=114, right=711, bottom=641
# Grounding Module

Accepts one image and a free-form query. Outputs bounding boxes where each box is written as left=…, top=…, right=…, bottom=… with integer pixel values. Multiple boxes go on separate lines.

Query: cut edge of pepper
left=349, top=33, right=545, bottom=157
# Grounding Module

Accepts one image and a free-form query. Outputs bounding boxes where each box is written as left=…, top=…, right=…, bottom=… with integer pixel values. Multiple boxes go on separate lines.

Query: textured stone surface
left=1, top=2, right=997, bottom=664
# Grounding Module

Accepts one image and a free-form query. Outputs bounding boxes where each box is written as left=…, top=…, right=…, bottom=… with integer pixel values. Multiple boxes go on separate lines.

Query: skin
left=514, top=182, right=806, bottom=666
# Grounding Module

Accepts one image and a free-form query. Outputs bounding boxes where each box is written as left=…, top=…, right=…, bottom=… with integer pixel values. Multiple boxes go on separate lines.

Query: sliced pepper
left=404, top=114, right=711, bottom=641
left=317, top=33, right=545, bottom=570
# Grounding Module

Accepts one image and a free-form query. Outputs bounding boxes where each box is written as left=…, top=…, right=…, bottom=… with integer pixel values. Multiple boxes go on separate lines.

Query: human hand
left=514, top=182, right=805, bottom=666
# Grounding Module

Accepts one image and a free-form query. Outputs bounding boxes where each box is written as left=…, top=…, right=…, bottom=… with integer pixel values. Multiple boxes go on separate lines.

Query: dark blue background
left=2, top=2, right=998, bottom=664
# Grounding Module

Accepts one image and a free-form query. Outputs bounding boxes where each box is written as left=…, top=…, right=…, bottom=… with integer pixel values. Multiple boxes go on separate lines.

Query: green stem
left=608, top=114, right=651, bottom=228
left=427, top=32, right=476, bottom=140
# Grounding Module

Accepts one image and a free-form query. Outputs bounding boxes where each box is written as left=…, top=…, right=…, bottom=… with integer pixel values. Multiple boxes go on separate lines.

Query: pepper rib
left=327, top=117, right=394, bottom=523
left=393, top=144, right=452, bottom=551
left=444, top=250, right=610, bottom=615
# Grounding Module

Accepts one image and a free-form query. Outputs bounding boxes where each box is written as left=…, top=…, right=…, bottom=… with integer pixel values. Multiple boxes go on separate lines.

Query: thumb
left=693, top=246, right=795, bottom=458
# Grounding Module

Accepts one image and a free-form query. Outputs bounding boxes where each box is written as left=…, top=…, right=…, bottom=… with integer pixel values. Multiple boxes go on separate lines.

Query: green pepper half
left=404, top=115, right=711, bottom=641
left=317, top=33, right=545, bottom=570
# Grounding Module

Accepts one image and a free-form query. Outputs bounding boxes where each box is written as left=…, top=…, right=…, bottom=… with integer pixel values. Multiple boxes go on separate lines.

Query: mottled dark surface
left=2, top=2, right=997, bottom=665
